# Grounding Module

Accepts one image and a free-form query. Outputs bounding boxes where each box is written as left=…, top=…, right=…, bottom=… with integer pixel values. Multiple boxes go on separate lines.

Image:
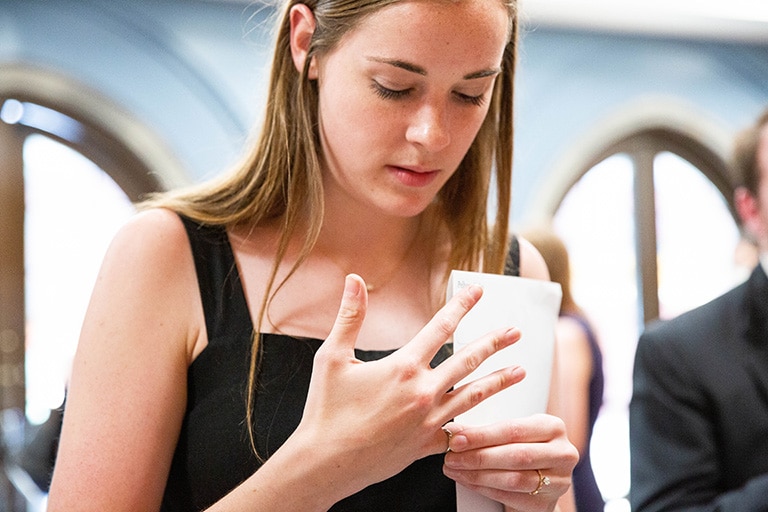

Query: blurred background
left=1, top=0, right=767, bottom=510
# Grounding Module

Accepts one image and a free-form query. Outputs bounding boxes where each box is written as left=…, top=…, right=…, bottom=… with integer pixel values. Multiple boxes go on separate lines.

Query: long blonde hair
left=141, top=0, right=519, bottom=456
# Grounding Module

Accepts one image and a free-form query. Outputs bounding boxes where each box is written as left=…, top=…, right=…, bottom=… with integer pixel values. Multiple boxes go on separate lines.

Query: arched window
left=0, top=68, right=183, bottom=507
left=0, top=71, right=185, bottom=403
left=548, top=128, right=743, bottom=510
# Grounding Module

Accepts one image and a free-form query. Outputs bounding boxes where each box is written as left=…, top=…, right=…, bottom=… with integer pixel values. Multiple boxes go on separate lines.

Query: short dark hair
left=732, top=108, right=768, bottom=195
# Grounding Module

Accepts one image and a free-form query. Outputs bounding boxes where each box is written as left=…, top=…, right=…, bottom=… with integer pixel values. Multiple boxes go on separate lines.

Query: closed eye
left=454, top=91, right=486, bottom=107
left=371, top=81, right=411, bottom=100
left=371, top=80, right=487, bottom=107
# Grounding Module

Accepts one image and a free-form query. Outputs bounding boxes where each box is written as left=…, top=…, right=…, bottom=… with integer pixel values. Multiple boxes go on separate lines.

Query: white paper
left=446, top=270, right=562, bottom=512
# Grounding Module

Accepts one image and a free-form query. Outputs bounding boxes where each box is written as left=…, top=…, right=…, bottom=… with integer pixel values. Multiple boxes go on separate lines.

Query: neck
left=317, top=219, right=422, bottom=277
left=317, top=193, right=427, bottom=263
left=312, top=202, right=432, bottom=294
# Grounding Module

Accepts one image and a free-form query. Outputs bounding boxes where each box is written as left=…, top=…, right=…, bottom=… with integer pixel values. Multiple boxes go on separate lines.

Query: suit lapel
left=743, top=266, right=768, bottom=407
left=745, top=265, right=768, bottom=347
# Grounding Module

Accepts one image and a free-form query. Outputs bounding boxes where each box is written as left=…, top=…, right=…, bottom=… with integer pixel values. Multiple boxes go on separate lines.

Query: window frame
left=585, top=128, right=737, bottom=324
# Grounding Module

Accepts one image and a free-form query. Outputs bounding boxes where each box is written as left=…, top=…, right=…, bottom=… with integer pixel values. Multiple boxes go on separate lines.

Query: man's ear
left=289, top=4, right=318, bottom=79
left=735, top=186, right=760, bottom=236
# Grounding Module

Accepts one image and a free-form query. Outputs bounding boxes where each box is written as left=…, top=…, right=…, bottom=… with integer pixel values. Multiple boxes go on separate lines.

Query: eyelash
left=371, top=82, right=486, bottom=107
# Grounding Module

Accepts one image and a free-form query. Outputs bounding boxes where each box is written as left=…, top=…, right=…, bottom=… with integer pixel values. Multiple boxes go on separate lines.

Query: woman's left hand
left=441, top=414, right=579, bottom=512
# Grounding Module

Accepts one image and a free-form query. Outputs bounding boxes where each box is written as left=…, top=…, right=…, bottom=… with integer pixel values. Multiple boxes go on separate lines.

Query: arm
left=552, top=319, right=592, bottom=457
left=48, top=209, right=202, bottom=510
left=544, top=317, right=593, bottom=512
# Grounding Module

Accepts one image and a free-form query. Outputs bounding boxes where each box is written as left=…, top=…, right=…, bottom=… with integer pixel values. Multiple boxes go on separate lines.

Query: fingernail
left=465, top=284, right=483, bottom=299
left=511, top=365, right=525, bottom=378
left=345, top=274, right=362, bottom=297
left=509, top=365, right=526, bottom=382
left=445, top=434, right=467, bottom=455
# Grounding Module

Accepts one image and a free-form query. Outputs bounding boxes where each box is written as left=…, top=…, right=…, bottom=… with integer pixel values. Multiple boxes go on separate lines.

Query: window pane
left=23, top=135, right=135, bottom=424
left=653, top=152, right=741, bottom=319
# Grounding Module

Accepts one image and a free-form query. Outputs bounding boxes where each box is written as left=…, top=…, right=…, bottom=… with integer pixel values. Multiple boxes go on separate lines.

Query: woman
left=47, top=0, right=578, bottom=510
left=524, top=227, right=605, bottom=512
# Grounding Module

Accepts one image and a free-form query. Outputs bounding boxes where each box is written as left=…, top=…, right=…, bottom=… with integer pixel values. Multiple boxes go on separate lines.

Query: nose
left=405, top=100, right=451, bottom=152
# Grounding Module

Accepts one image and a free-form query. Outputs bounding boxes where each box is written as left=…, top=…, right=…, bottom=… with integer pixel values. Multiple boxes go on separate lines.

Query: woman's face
left=313, top=0, right=510, bottom=218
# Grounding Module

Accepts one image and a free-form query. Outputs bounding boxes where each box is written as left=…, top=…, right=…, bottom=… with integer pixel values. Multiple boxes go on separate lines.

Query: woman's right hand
left=289, top=273, right=525, bottom=500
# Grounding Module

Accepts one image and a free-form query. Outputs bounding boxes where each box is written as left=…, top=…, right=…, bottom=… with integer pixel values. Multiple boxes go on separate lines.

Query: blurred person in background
left=630, top=107, right=768, bottom=511
left=524, top=227, right=606, bottom=512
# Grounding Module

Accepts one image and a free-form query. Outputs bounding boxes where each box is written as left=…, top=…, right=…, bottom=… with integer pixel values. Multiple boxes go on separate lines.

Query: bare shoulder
left=107, top=207, right=190, bottom=265
left=516, top=236, right=550, bottom=280
left=88, top=207, right=203, bottom=355
left=556, top=316, right=591, bottom=349
left=102, top=206, right=197, bottom=308
left=555, top=316, right=593, bottom=377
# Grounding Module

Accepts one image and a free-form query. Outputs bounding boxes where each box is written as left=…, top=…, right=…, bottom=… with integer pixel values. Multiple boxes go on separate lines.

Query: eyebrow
left=367, top=57, right=501, bottom=80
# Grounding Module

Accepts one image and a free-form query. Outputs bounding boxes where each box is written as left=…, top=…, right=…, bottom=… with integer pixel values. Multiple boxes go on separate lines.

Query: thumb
left=323, top=274, right=368, bottom=354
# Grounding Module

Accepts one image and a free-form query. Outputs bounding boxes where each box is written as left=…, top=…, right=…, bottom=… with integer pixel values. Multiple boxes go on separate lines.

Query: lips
left=388, top=165, right=440, bottom=187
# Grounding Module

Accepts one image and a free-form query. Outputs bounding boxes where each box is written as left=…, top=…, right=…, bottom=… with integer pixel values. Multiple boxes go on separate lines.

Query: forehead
left=334, top=0, right=510, bottom=66
left=363, top=0, right=510, bottom=32
left=759, top=126, right=768, bottom=183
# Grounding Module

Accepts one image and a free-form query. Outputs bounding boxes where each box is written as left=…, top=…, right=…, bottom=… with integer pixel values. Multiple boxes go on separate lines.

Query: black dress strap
left=178, top=215, right=252, bottom=340
left=163, top=215, right=258, bottom=512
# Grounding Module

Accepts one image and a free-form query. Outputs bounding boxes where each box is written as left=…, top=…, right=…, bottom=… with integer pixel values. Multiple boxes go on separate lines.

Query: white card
left=446, top=270, right=562, bottom=512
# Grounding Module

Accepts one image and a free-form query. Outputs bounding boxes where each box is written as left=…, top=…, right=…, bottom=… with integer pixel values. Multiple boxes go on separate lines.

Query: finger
left=442, top=439, right=570, bottom=495
left=443, top=466, right=545, bottom=493
left=321, top=274, right=368, bottom=355
left=435, top=327, right=521, bottom=392
left=444, top=414, right=564, bottom=453
left=399, top=284, right=483, bottom=362
left=440, top=364, right=526, bottom=422
left=442, top=468, right=560, bottom=506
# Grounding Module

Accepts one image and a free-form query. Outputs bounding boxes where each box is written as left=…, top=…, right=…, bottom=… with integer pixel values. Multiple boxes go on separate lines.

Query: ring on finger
left=528, top=469, right=551, bottom=496
left=441, top=426, right=453, bottom=453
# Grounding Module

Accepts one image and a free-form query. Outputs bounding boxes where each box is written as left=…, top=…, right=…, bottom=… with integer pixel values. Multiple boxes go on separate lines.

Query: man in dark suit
left=630, top=108, right=768, bottom=512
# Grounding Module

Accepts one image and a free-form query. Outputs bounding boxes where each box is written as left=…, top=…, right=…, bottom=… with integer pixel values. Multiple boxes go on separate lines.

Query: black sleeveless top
left=161, top=217, right=520, bottom=511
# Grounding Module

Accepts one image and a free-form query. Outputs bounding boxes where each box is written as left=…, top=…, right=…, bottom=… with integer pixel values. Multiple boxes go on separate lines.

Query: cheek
left=449, top=110, right=489, bottom=156
left=320, top=94, right=402, bottom=159
left=318, top=89, right=359, bottom=152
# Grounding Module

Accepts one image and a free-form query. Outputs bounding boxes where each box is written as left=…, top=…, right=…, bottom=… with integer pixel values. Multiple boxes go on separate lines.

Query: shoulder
left=108, top=207, right=198, bottom=299
left=112, top=207, right=189, bottom=253
left=557, top=315, right=591, bottom=347
left=642, top=282, right=747, bottom=344
left=636, top=282, right=748, bottom=371
left=92, top=207, right=203, bottom=356
left=516, top=236, right=550, bottom=280
left=97, top=206, right=195, bottom=285
left=102, top=208, right=193, bottom=278
left=95, top=208, right=198, bottom=321
left=555, top=315, right=593, bottom=364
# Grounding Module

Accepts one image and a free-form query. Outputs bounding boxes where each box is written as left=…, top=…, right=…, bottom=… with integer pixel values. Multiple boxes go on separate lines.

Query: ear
left=289, top=4, right=318, bottom=79
left=735, top=186, right=761, bottom=237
